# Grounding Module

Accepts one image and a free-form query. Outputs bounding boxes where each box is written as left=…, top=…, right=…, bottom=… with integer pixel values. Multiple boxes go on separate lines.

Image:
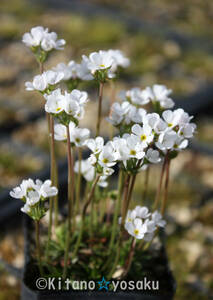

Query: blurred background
left=0, top=0, right=213, bottom=299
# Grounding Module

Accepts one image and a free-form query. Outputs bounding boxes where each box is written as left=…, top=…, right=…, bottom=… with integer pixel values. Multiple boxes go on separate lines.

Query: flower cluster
left=45, top=89, right=89, bottom=124
left=54, top=121, right=90, bottom=147
left=120, top=206, right=166, bottom=240
left=22, top=26, right=66, bottom=52
left=84, top=49, right=130, bottom=81
left=108, top=105, right=196, bottom=163
left=10, top=179, right=58, bottom=220
left=25, top=70, right=64, bottom=92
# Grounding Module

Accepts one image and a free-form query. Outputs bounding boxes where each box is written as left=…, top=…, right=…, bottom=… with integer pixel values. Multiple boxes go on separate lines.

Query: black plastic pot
left=21, top=215, right=176, bottom=300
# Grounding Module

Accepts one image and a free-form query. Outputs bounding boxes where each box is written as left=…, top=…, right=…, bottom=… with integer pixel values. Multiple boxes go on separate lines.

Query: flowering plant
left=10, top=26, right=196, bottom=282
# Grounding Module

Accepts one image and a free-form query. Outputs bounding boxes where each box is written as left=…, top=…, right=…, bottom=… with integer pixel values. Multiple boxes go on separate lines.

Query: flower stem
left=161, top=157, right=171, bottom=216
left=125, top=174, right=137, bottom=215
left=121, top=238, right=136, bottom=279
left=35, top=220, right=43, bottom=276
left=46, top=114, right=57, bottom=258
left=96, top=82, right=104, bottom=136
left=109, top=169, right=124, bottom=250
left=153, top=157, right=167, bottom=210
left=73, top=175, right=100, bottom=258
left=142, top=166, right=150, bottom=201
left=121, top=174, right=131, bottom=228
left=62, top=125, right=75, bottom=279
left=75, top=148, right=82, bottom=216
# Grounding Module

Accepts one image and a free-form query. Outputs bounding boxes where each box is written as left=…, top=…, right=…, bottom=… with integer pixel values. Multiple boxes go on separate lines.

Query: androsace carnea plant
left=10, top=26, right=196, bottom=282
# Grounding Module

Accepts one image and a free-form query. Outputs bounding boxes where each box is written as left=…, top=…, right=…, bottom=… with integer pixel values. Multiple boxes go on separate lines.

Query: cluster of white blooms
left=119, top=206, right=166, bottom=240
left=78, top=137, right=117, bottom=186
left=44, top=88, right=89, bottom=121
left=25, top=70, right=64, bottom=92
left=22, top=26, right=66, bottom=51
left=54, top=121, right=90, bottom=147
left=10, top=179, right=58, bottom=218
left=74, top=159, right=109, bottom=188
left=108, top=108, right=196, bottom=160
left=53, top=57, right=93, bottom=82
left=84, top=49, right=130, bottom=79
left=108, top=85, right=175, bottom=129
left=120, top=85, right=174, bottom=109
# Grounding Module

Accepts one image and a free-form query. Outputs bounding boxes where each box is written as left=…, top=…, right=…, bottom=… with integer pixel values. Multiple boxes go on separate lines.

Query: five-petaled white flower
left=87, top=50, right=113, bottom=74
left=125, top=218, right=147, bottom=239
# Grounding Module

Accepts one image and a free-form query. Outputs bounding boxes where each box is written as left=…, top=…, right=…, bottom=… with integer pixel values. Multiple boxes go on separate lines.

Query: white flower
left=87, top=50, right=113, bottom=74
left=108, top=49, right=130, bottom=73
left=134, top=206, right=151, bottom=219
left=172, top=136, right=188, bottom=151
left=126, top=88, right=150, bottom=106
left=119, top=209, right=137, bottom=225
left=54, top=124, right=67, bottom=141
left=78, top=56, right=94, bottom=80
left=152, top=211, right=166, bottom=227
left=88, top=153, right=97, bottom=166
left=22, top=26, right=48, bottom=47
left=63, top=92, right=81, bottom=117
left=86, top=137, right=104, bottom=154
left=41, top=32, right=65, bottom=51
left=103, top=167, right=114, bottom=177
left=69, top=89, right=88, bottom=106
left=25, top=74, right=47, bottom=91
left=178, top=123, right=196, bottom=138
left=25, top=71, right=63, bottom=92
left=162, top=110, right=180, bottom=129
left=132, top=124, right=154, bottom=148
left=144, top=84, right=174, bottom=109
left=10, top=178, right=36, bottom=199
left=36, top=179, right=58, bottom=198
left=45, top=88, right=65, bottom=114
left=125, top=135, right=145, bottom=159
left=99, top=143, right=117, bottom=168
left=107, top=102, right=129, bottom=126
left=70, top=127, right=90, bottom=147
left=98, top=176, right=108, bottom=188
left=112, top=137, right=129, bottom=161
left=155, top=131, right=177, bottom=151
left=22, top=26, right=66, bottom=51
left=146, top=148, right=161, bottom=164
left=74, top=159, right=95, bottom=182
left=26, top=190, right=40, bottom=206
left=21, top=203, right=31, bottom=214
left=125, top=218, right=147, bottom=239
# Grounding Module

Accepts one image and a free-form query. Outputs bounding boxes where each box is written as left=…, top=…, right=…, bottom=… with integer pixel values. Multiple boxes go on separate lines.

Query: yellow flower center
left=134, top=229, right=139, bottom=235
left=130, top=149, right=136, bottom=155
left=102, top=158, right=109, bottom=164
left=100, top=64, right=105, bottom=67
left=75, top=138, right=80, bottom=143
left=168, top=123, right=173, bottom=127
left=127, top=218, right=132, bottom=222
left=140, top=134, right=147, bottom=141
left=56, top=107, right=61, bottom=112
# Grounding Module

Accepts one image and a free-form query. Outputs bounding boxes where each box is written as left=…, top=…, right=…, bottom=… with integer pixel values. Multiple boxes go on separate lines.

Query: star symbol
left=97, top=276, right=110, bottom=291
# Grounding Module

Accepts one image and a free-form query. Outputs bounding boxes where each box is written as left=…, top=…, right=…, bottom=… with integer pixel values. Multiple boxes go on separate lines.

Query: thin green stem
left=62, top=125, right=74, bottom=279
left=109, top=169, right=124, bottom=250
left=73, top=175, right=100, bottom=258
left=153, top=157, right=167, bottom=210
left=121, top=174, right=131, bottom=228
left=46, top=114, right=56, bottom=258
left=121, top=238, right=136, bottom=279
left=75, top=148, right=82, bottom=216
left=161, top=158, right=171, bottom=216
left=96, top=82, right=104, bottom=136
left=35, top=220, right=44, bottom=276
left=142, top=166, right=150, bottom=201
